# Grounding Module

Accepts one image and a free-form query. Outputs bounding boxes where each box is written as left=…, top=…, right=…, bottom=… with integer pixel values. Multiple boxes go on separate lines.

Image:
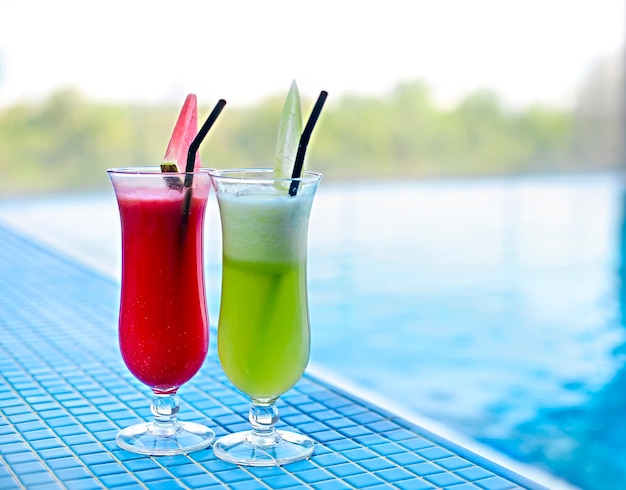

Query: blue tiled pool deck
left=0, top=225, right=546, bottom=489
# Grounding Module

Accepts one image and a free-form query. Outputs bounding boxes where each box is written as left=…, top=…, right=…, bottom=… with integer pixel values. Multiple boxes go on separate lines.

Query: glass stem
left=248, top=400, right=279, bottom=447
left=150, top=392, right=181, bottom=437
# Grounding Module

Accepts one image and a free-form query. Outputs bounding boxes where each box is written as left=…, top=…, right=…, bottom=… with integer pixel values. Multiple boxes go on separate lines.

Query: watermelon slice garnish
left=161, top=94, right=201, bottom=173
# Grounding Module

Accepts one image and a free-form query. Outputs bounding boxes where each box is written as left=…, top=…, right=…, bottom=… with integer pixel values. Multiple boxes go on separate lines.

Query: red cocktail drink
left=117, top=186, right=209, bottom=392
left=108, top=167, right=215, bottom=455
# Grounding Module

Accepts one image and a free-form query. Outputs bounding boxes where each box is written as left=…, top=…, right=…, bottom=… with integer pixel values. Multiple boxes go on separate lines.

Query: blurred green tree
left=0, top=77, right=611, bottom=196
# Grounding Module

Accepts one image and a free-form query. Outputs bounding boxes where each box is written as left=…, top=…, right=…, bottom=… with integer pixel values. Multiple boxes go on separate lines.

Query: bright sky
left=0, top=0, right=623, bottom=108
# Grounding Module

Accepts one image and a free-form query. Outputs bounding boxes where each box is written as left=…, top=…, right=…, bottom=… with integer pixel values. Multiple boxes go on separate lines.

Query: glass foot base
left=116, top=421, right=215, bottom=456
left=213, top=430, right=314, bottom=466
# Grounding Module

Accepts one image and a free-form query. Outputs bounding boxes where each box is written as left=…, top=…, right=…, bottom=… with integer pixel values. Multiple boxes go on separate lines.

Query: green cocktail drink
left=210, top=168, right=321, bottom=466
left=219, top=190, right=314, bottom=400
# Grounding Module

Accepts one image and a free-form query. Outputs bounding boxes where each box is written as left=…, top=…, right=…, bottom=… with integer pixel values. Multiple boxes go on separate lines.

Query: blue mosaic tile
left=368, top=419, right=402, bottom=433
left=358, top=457, right=396, bottom=473
left=283, top=413, right=318, bottom=427
left=326, top=462, right=364, bottom=479
left=375, top=466, right=417, bottom=483
left=425, top=471, right=467, bottom=487
left=419, top=446, right=456, bottom=460
left=90, top=461, right=125, bottom=477
left=0, top=225, right=544, bottom=490
left=30, top=437, right=63, bottom=452
left=353, top=433, right=390, bottom=447
left=262, top=473, right=304, bottom=488
left=37, top=447, right=74, bottom=460
left=371, top=442, right=408, bottom=457
left=199, top=456, right=235, bottom=474
left=312, top=480, right=352, bottom=490
left=314, top=412, right=346, bottom=425
left=53, top=466, right=93, bottom=482
left=46, top=457, right=84, bottom=471
left=309, top=409, right=342, bottom=422
left=395, top=479, right=437, bottom=490
left=228, top=480, right=268, bottom=490
left=123, top=458, right=161, bottom=472
left=10, top=460, right=48, bottom=475
left=388, top=450, right=426, bottom=466
left=167, top=463, right=206, bottom=479
left=311, top=429, right=344, bottom=443
left=341, top=447, right=380, bottom=462
left=437, top=456, right=473, bottom=471
left=20, top=472, right=58, bottom=488
left=400, top=436, right=437, bottom=451
left=132, top=467, right=174, bottom=483
left=456, top=465, right=497, bottom=481
left=351, top=411, right=385, bottom=425
left=343, top=472, right=387, bottom=488
left=180, top=473, right=223, bottom=488
left=445, top=485, right=483, bottom=490
left=297, top=467, right=335, bottom=484
left=335, top=403, right=368, bottom=417
left=0, top=477, right=20, bottom=490
left=407, top=461, right=446, bottom=478
left=4, top=452, right=39, bottom=466
left=338, top=424, right=373, bottom=438
left=213, top=467, right=255, bottom=485
left=312, top=452, right=350, bottom=467
left=476, top=477, right=519, bottom=490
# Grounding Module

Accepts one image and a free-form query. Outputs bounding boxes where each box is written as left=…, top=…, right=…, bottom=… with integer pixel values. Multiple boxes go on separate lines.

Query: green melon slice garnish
left=274, top=80, right=303, bottom=181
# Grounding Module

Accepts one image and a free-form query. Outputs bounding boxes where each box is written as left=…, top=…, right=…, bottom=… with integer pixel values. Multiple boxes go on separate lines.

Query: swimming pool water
left=308, top=175, right=626, bottom=490
left=1, top=173, right=623, bottom=490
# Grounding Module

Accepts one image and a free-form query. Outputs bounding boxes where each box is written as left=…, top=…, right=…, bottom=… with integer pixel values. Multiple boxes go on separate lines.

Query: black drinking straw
left=184, top=98, right=227, bottom=188
left=289, top=90, right=328, bottom=196
left=181, top=99, right=227, bottom=225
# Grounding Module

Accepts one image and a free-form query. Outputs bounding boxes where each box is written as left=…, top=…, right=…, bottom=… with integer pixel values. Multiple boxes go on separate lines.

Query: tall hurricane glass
left=210, top=168, right=321, bottom=466
left=108, top=167, right=215, bottom=455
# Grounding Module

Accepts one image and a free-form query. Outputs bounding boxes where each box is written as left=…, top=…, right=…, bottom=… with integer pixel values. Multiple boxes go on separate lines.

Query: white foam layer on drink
left=217, top=189, right=314, bottom=264
left=111, top=173, right=212, bottom=202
